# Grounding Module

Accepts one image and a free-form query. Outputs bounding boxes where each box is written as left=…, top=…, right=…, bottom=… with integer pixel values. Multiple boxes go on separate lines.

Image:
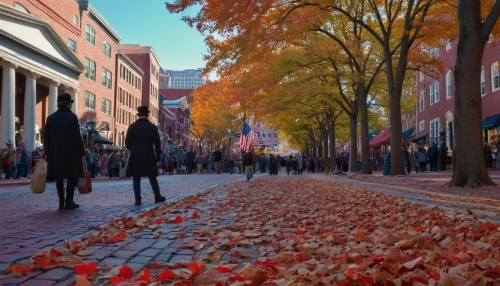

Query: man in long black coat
left=44, top=93, right=85, bottom=210
left=186, top=147, right=196, bottom=174
left=125, top=106, right=166, bottom=206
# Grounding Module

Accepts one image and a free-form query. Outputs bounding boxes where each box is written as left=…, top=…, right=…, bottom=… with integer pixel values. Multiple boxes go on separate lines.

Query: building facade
left=253, top=122, right=280, bottom=151
left=160, top=68, right=205, bottom=89
left=119, top=44, right=161, bottom=126
left=0, top=0, right=121, bottom=149
left=114, top=49, right=144, bottom=147
left=415, top=38, right=500, bottom=151
left=163, top=96, right=190, bottom=148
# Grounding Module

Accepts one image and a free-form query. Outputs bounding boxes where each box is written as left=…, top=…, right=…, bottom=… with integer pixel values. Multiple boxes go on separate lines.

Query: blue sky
left=91, top=0, right=207, bottom=71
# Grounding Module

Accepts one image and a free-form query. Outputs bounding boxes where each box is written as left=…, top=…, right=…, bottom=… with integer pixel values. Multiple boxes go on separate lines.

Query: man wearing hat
left=44, top=93, right=85, bottom=210
left=125, top=106, right=166, bottom=205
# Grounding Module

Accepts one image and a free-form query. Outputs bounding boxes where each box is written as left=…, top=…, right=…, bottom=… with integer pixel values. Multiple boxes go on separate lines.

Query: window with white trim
left=430, top=82, right=440, bottom=105
left=419, top=120, right=425, bottom=132
left=481, top=66, right=486, bottom=96
left=85, top=25, right=95, bottom=45
left=445, top=40, right=452, bottom=52
left=101, top=99, right=111, bottom=115
left=103, top=42, right=111, bottom=58
left=446, top=71, right=452, bottom=99
left=67, top=38, right=76, bottom=52
left=491, top=61, right=499, bottom=92
left=419, top=90, right=425, bottom=112
left=85, top=58, right=96, bottom=81
left=430, top=118, right=440, bottom=144
left=102, top=68, right=112, bottom=89
left=429, top=47, right=439, bottom=58
left=84, top=91, right=95, bottom=110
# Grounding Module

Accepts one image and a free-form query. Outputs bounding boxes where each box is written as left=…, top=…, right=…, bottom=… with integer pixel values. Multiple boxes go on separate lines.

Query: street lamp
left=86, top=119, right=95, bottom=148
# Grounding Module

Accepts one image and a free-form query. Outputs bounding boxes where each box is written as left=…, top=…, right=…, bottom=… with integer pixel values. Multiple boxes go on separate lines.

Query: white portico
left=0, top=4, right=84, bottom=152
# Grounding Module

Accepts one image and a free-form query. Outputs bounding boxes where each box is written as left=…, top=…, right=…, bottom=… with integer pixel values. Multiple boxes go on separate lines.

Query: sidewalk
left=1, top=175, right=500, bottom=285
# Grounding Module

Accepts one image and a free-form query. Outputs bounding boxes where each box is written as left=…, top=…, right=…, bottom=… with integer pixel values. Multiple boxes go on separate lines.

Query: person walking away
left=228, top=156, right=235, bottom=174
left=14, top=146, right=22, bottom=179
left=213, top=149, right=223, bottom=174
left=2, top=141, right=14, bottom=179
left=86, top=147, right=96, bottom=178
left=44, top=94, right=85, bottom=210
left=186, top=147, right=196, bottom=174
left=484, top=142, right=493, bottom=168
left=413, top=149, right=420, bottom=173
left=125, top=106, right=166, bottom=206
left=100, top=151, right=108, bottom=177
left=439, top=142, right=448, bottom=171
left=113, top=151, right=120, bottom=177
left=107, top=150, right=114, bottom=178
left=251, top=149, right=258, bottom=174
left=286, top=155, right=293, bottom=175
left=195, top=153, right=202, bottom=174
left=428, top=143, right=439, bottom=172
left=244, top=151, right=253, bottom=181
left=403, top=145, right=411, bottom=174
left=418, top=145, right=428, bottom=172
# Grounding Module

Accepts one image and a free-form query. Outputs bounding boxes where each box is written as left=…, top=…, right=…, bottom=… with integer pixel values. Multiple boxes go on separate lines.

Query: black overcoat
left=125, top=118, right=161, bottom=178
left=44, top=106, right=85, bottom=180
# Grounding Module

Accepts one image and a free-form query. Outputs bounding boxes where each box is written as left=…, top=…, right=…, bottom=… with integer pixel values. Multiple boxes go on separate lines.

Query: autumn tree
left=451, top=0, right=500, bottom=187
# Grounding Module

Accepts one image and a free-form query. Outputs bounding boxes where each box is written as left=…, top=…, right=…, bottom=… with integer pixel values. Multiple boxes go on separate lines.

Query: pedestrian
left=44, top=93, right=85, bottom=210
left=403, top=145, right=411, bottom=174
left=228, top=156, right=235, bottom=174
left=213, top=149, right=223, bottom=174
left=100, top=151, right=108, bottom=177
left=496, top=141, right=500, bottom=169
left=439, top=142, right=448, bottom=171
left=107, top=150, right=114, bottom=178
left=196, top=153, right=202, bottom=174
left=251, top=149, right=258, bottom=174
left=428, top=143, right=439, bottom=172
left=244, top=151, right=253, bottom=181
left=172, top=156, right=178, bottom=174
left=125, top=106, right=166, bottom=206
left=484, top=142, right=493, bottom=168
left=413, top=149, right=419, bottom=173
left=29, top=146, right=44, bottom=173
left=113, top=150, right=120, bottom=177
left=1, top=141, right=14, bottom=179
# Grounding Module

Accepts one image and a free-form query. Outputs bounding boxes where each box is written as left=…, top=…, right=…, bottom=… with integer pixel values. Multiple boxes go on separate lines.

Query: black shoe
left=154, top=196, right=166, bottom=203
left=58, top=201, right=65, bottom=210
left=135, top=201, right=142, bottom=206
left=64, top=202, right=79, bottom=210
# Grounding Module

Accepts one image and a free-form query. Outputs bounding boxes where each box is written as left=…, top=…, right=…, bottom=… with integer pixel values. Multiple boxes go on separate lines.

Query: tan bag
left=30, top=159, right=47, bottom=194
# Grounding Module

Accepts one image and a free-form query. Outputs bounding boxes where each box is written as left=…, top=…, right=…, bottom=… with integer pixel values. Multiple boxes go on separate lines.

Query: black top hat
left=137, top=106, right=150, bottom=116
left=57, top=93, right=74, bottom=105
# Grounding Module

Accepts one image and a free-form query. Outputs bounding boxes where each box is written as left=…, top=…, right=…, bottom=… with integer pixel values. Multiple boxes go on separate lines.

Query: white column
left=48, top=81, right=59, bottom=115
left=0, top=62, right=18, bottom=147
left=70, top=89, right=78, bottom=114
left=23, top=73, right=38, bottom=152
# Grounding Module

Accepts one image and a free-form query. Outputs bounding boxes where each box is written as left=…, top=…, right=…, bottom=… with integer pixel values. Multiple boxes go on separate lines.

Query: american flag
left=238, top=121, right=255, bottom=152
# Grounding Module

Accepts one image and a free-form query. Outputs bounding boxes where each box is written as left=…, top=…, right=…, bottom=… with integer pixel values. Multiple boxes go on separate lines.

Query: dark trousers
left=4, top=164, right=10, bottom=179
left=228, top=166, right=233, bottom=175
left=439, top=157, right=447, bottom=171
left=133, top=176, right=161, bottom=202
left=187, top=162, right=193, bottom=174
left=419, top=162, right=427, bottom=172
left=113, top=167, right=119, bottom=177
left=56, top=177, right=77, bottom=203
left=88, top=163, right=95, bottom=178
left=406, top=165, right=411, bottom=174
left=430, top=157, right=438, bottom=171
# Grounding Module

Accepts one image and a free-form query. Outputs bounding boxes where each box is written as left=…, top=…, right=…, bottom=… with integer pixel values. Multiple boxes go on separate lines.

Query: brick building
left=253, top=122, right=280, bottom=151
left=114, top=49, right=144, bottom=147
left=415, top=38, right=500, bottom=151
left=160, top=88, right=194, bottom=104
left=163, top=96, right=190, bottom=148
left=118, top=44, right=161, bottom=127
left=0, top=0, right=121, bottom=150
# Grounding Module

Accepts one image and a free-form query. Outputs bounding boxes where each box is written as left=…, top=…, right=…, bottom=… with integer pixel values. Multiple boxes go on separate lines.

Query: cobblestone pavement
left=0, top=173, right=261, bottom=285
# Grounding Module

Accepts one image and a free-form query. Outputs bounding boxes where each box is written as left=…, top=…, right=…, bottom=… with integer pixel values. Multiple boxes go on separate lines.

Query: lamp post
left=227, top=129, right=232, bottom=158
left=86, top=119, right=95, bottom=149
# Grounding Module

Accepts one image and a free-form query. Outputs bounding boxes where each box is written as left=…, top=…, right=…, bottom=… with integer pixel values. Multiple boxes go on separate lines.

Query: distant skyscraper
left=160, top=68, right=206, bottom=89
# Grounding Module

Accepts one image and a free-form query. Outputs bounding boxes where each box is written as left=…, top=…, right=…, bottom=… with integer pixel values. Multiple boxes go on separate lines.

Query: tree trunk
left=349, top=100, right=358, bottom=174
left=358, top=84, right=372, bottom=174
left=329, top=119, right=337, bottom=172
left=451, top=1, right=496, bottom=187
left=323, top=132, right=329, bottom=172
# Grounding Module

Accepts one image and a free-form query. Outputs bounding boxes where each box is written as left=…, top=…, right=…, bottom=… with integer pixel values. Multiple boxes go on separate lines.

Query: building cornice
left=77, top=1, right=121, bottom=44
left=26, top=0, right=81, bottom=37
left=117, top=49, right=144, bottom=75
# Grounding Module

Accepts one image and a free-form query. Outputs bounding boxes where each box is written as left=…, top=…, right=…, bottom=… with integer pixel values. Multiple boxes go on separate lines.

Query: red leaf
left=135, top=269, right=151, bottom=282
left=171, top=216, right=184, bottom=224
left=188, top=262, right=201, bottom=274
left=295, top=229, right=303, bottom=235
left=74, top=262, right=97, bottom=276
left=192, top=211, right=200, bottom=219
left=158, top=269, right=176, bottom=281
left=229, top=274, right=245, bottom=282
left=173, top=282, right=192, bottom=286
left=33, top=257, right=53, bottom=268
left=49, top=248, right=62, bottom=258
left=118, top=265, right=134, bottom=279
left=11, top=264, right=29, bottom=276
left=110, top=277, right=125, bottom=285
left=215, top=266, right=232, bottom=273
left=108, top=230, right=127, bottom=243
left=296, top=252, right=304, bottom=262
left=149, top=262, right=161, bottom=269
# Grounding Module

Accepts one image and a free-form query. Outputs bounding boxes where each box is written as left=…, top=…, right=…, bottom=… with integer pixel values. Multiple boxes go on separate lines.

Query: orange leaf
left=135, top=269, right=151, bottom=282
left=188, top=262, right=201, bottom=274
left=149, top=262, right=161, bottom=269
left=192, top=211, right=200, bottom=219
left=74, top=262, right=97, bottom=276
left=118, top=265, right=134, bottom=279
left=33, top=257, right=53, bottom=268
left=110, top=277, right=125, bottom=285
left=11, top=264, right=29, bottom=276
left=108, top=230, right=127, bottom=243
left=215, top=266, right=232, bottom=273
left=76, top=275, right=90, bottom=286
left=158, top=269, right=176, bottom=281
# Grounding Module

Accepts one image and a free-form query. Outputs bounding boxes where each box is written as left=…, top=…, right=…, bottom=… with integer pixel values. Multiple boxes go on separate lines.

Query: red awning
left=369, top=129, right=391, bottom=148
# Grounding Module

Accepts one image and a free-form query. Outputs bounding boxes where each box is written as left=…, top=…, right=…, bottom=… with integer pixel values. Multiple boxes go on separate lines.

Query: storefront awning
left=482, top=114, right=500, bottom=130
left=402, top=128, right=415, bottom=142
left=412, top=134, right=428, bottom=143
left=82, top=133, right=113, bottom=145
left=369, top=129, right=391, bottom=148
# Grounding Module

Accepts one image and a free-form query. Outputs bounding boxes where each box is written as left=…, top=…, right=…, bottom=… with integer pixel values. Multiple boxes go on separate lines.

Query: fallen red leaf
left=73, top=262, right=97, bottom=276
left=148, top=262, right=161, bottom=269
left=110, top=276, right=125, bottom=285
left=118, top=265, right=134, bottom=279
left=171, top=216, right=184, bottom=224
left=215, top=266, right=232, bottom=273
left=192, top=211, right=200, bottom=219
left=229, top=274, right=245, bottom=282
left=107, top=230, right=127, bottom=243
left=32, top=257, right=53, bottom=268
left=157, top=269, right=176, bottom=281
left=135, top=269, right=151, bottom=282
left=188, top=262, right=201, bottom=274
left=11, top=264, right=29, bottom=276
